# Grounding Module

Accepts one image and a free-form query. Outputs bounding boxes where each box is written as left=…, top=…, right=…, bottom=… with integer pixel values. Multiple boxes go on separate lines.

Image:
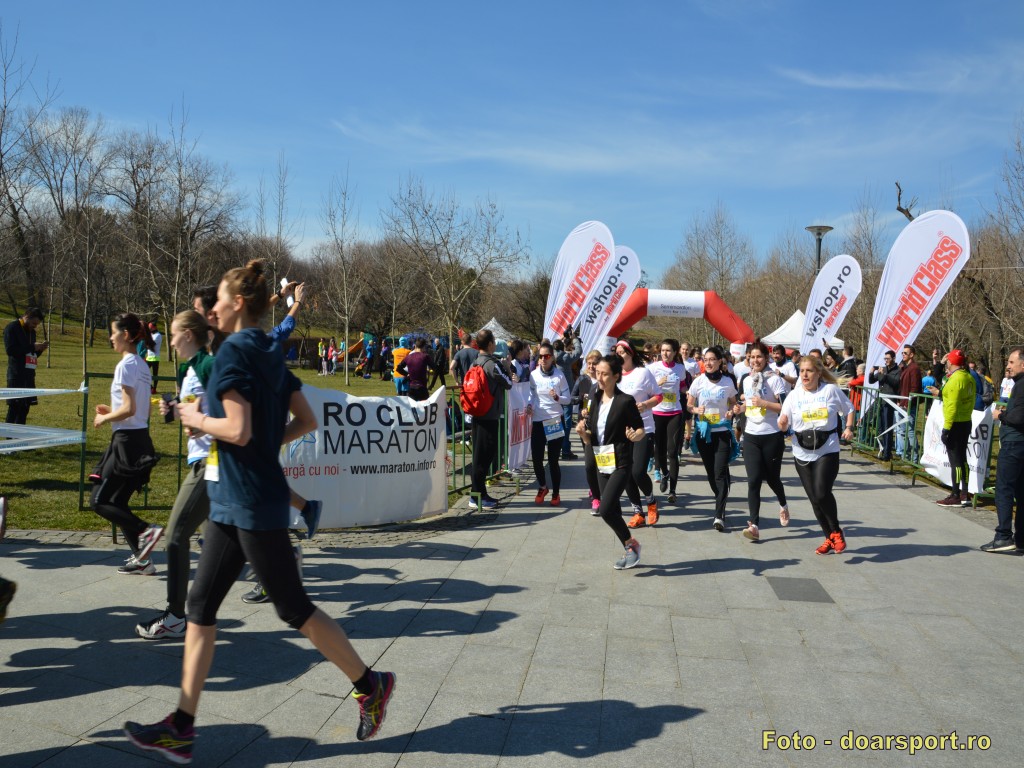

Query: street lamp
left=805, top=224, right=833, bottom=274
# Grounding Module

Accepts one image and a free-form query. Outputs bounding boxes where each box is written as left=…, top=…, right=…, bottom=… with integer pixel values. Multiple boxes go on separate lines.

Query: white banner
left=578, top=244, right=642, bottom=356
left=507, top=381, right=532, bottom=471
left=918, top=400, right=993, bottom=494
left=800, top=254, right=862, bottom=355
left=281, top=386, right=448, bottom=527
left=865, top=211, right=970, bottom=373
left=646, top=289, right=705, bottom=318
left=543, top=221, right=615, bottom=340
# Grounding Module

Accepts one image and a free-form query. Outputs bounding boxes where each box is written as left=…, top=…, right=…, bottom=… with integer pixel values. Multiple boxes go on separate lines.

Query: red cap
left=947, top=349, right=965, bottom=367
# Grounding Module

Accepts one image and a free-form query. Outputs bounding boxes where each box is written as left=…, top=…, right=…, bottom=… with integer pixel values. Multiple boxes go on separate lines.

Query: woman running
left=574, top=350, right=603, bottom=513
left=90, top=313, right=163, bottom=573
left=778, top=354, right=856, bottom=555
left=687, top=345, right=738, bottom=531
left=135, top=310, right=214, bottom=640
left=648, top=338, right=687, bottom=504
left=124, top=260, right=395, bottom=765
left=732, top=340, right=790, bottom=541
left=527, top=341, right=571, bottom=506
left=576, top=354, right=646, bottom=569
left=614, top=339, right=660, bottom=528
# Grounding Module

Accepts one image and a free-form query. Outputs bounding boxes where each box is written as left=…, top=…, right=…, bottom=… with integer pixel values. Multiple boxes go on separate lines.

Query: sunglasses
left=539, top=353, right=552, bottom=360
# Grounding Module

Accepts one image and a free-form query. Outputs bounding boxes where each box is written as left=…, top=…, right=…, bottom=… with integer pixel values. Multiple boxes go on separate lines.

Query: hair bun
left=246, top=259, right=266, bottom=278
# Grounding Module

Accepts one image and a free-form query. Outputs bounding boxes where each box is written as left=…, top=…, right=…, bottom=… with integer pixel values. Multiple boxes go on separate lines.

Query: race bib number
left=745, top=405, right=766, bottom=423
left=24, top=353, right=37, bottom=370
left=801, top=406, right=828, bottom=427
left=542, top=417, right=564, bottom=441
left=594, top=444, right=616, bottom=475
left=662, top=392, right=677, bottom=405
left=702, top=407, right=721, bottom=425
left=204, top=440, right=220, bottom=482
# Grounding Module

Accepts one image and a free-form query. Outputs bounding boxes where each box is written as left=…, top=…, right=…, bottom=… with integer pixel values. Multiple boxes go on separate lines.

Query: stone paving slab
left=1, top=448, right=1021, bottom=766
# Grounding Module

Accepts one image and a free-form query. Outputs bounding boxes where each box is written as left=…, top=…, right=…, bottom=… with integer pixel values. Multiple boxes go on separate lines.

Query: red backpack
left=460, top=363, right=494, bottom=417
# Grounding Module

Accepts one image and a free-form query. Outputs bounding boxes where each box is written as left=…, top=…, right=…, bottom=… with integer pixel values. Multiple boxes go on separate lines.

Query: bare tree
left=383, top=176, right=527, bottom=350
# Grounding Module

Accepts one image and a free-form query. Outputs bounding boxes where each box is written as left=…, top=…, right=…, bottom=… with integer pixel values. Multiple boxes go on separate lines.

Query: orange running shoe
left=646, top=500, right=659, bottom=527
left=830, top=530, right=847, bottom=553
left=535, top=487, right=548, bottom=504
left=815, top=538, right=833, bottom=555
left=550, top=495, right=561, bottom=506
left=627, top=512, right=646, bottom=528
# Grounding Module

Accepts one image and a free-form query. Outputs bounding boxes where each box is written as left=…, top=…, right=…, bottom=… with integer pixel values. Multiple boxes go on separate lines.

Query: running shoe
left=659, top=476, right=668, bottom=493
left=550, top=494, right=561, bottom=507
left=959, top=492, right=973, bottom=508
left=0, top=577, right=15, bottom=625
left=815, top=538, right=833, bottom=555
left=779, top=504, right=790, bottom=527
left=935, top=493, right=961, bottom=507
left=713, top=517, right=725, bottom=532
left=667, top=492, right=677, bottom=504
left=646, top=500, right=658, bottom=527
left=654, top=469, right=662, bottom=482
left=627, top=512, right=646, bottom=528
left=742, top=523, right=760, bottom=541
left=468, top=497, right=479, bottom=510
left=242, top=583, right=269, bottom=604
left=535, top=487, right=548, bottom=504
left=352, top=670, right=396, bottom=741
left=980, top=537, right=1017, bottom=553
left=137, top=524, right=165, bottom=562
left=301, top=499, right=323, bottom=539
left=118, top=555, right=156, bottom=575
left=613, top=539, right=641, bottom=570
left=481, top=498, right=497, bottom=509
left=124, top=714, right=194, bottom=765
left=136, top=609, right=186, bottom=640
left=830, top=530, right=847, bottom=554
left=590, top=498, right=601, bottom=512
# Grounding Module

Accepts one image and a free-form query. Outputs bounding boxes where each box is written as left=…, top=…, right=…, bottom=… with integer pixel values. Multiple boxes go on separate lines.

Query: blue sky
left=4, top=1, right=1023, bottom=279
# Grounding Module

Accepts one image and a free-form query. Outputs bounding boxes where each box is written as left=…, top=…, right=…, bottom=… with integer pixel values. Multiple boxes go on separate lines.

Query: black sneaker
left=300, top=499, right=323, bottom=539
left=352, top=670, right=396, bottom=740
left=242, top=583, right=269, bottom=603
left=659, top=477, right=669, bottom=493
left=980, top=537, right=1018, bottom=554
left=118, top=555, right=156, bottom=575
left=124, top=714, right=194, bottom=764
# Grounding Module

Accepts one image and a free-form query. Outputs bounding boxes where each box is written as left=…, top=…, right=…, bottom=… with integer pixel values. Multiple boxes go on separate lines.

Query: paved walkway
left=1, top=450, right=1019, bottom=767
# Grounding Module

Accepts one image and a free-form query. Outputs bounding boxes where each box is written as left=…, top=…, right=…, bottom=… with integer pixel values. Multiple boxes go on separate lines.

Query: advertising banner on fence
left=507, top=381, right=532, bottom=471
left=865, top=210, right=971, bottom=374
left=918, top=400, right=993, bottom=494
left=281, top=386, right=448, bottom=527
left=800, top=254, right=862, bottom=355
left=543, top=221, right=615, bottom=340
left=579, top=244, right=642, bottom=356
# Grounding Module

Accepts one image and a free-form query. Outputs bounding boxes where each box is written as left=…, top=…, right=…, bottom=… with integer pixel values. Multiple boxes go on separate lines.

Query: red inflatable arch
left=607, top=288, right=755, bottom=343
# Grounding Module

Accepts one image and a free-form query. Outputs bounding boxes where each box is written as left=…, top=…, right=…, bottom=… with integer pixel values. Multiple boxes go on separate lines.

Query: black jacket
left=869, top=362, right=900, bottom=395
left=474, top=352, right=513, bottom=421
left=999, top=373, right=1024, bottom=445
left=4, top=318, right=37, bottom=387
left=584, top=388, right=644, bottom=470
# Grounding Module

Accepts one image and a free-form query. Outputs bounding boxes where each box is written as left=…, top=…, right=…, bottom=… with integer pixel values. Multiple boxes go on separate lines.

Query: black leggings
left=530, top=421, right=564, bottom=493
left=471, top=418, right=501, bottom=497
left=794, top=451, right=841, bottom=536
left=596, top=463, right=633, bottom=545
left=654, top=413, right=682, bottom=491
left=742, top=431, right=787, bottom=526
left=625, top=434, right=654, bottom=505
left=583, top=443, right=601, bottom=500
left=91, top=476, right=150, bottom=554
left=696, top=430, right=732, bottom=516
left=944, top=421, right=972, bottom=496
left=187, top=520, right=315, bottom=629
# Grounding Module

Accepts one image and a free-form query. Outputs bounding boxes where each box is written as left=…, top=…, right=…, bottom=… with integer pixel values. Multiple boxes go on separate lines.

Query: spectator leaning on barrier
left=896, top=345, right=923, bottom=461
left=4, top=307, right=48, bottom=425
left=468, top=329, right=513, bottom=510
left=869, top=350, right=901, bottom=461
left=928, top=349, right=976, bottom=507
left=983, top=346, right=1024, bottom=553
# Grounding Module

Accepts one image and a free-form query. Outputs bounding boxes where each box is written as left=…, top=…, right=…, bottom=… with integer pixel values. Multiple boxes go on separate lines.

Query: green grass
left=3, top=323, right=402, bottom=531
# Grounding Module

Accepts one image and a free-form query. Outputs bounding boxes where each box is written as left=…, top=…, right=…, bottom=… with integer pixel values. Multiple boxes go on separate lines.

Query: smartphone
left=161, top=392, right=179, bottom=423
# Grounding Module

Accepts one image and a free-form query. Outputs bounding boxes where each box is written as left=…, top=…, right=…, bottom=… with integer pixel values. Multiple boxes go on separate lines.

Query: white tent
left=761, top=310, right=844, bottom=351
left=475, top=317, right=515, bottom=343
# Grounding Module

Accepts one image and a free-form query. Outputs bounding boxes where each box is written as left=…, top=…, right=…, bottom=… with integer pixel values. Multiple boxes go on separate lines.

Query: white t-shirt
left=529, top=366, right=570, bottom=422
left=682, top=358, right=700, bottom=379
left=733, top=361, right=751, bottom=380
left=111, top=354, right=152, bottom=431
left=618, top=365, right=659, bottom=432
left=146, top=332, right=162, bottom=361
left=647, top=361, right=687, bottom=416
left=770, top=360, right=798, bottom=391
left=740, top=370, right=788, bottom=435
left=1000, top=377, right=1015, bottom=401
left=781, top=382, right=853, bottom=461
left=689, top=373, right=738, bottom=432
left=596, top=398, right=612, bottom=446
left=180, top=364, right=212, bottom=464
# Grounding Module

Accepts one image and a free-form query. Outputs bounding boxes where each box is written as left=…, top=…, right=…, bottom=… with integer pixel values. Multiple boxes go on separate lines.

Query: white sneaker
left=118, top=555, right=156, bottom=575
left=135, top=609, right=186, bottom=640
left=713, top=517, right=725, bottom=532
left=137, top=525, right=165, bottom=562
left=742, top=523, right=760, bottom=541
